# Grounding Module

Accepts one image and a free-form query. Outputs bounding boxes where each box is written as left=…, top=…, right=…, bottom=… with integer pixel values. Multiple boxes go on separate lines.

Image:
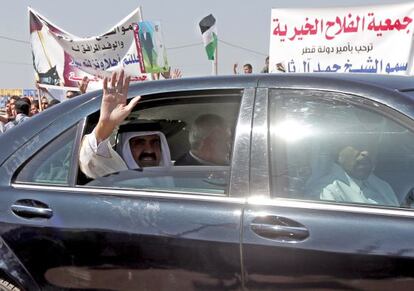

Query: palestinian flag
left=199, top=14, right=217, bottom=60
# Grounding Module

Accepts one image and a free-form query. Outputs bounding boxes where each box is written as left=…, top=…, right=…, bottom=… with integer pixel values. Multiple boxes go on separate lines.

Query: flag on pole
left=199, top=14, right=217, bottom=60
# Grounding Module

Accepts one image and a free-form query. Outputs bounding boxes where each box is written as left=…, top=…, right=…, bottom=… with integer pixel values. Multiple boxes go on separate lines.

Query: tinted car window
left=15, top=125, right=77, bottom=185
left=269, top=90, right=414, bottom=208
left=79, top=91, right=242, bottom=195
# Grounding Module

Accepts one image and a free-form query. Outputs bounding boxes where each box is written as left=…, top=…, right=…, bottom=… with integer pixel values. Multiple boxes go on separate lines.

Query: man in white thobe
left=313, top=146, right=399, bottom=206
left=78, top=70, right=170, bottom=179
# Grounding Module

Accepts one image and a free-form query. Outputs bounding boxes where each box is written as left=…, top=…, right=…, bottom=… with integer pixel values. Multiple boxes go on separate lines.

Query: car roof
left=264, top=73, right=414, bottom=92
left=126, top=73, right=414, bottom=93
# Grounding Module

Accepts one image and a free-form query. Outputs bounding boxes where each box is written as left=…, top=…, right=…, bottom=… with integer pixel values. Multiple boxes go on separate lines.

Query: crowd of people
left=0, top=78, right=89, bottom=133
left=0, top=67, right=184, bottom=134
left=232, top=56, right=285, bottom=74
left=0, top=94, right=48, bottom=133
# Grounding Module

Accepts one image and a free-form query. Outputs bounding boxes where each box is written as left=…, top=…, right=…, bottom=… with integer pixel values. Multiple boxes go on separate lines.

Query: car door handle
left=251, top=223, right=309, bottom=240
left=11, top=203, right=53, bottom=219
left=250, top=216, right=309, bottom=241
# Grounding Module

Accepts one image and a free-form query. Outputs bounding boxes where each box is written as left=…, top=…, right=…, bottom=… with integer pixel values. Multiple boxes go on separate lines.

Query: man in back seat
left=311, top=145, right=399, bottom=206
left=175, top=114, right=231, bottom=166
left=79, top=70, right=171, bottom=179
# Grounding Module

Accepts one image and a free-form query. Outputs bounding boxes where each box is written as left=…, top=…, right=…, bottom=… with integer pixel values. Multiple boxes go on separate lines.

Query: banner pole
left=138, top=5, right=143, bottom=20
left=37, top=87, right=42, bottom=111
left=212, top=46, right=218, bottom=75
left=215, top=44, right=218, bottom=75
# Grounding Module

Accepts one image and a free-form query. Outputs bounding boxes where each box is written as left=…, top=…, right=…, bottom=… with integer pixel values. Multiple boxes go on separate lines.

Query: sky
left=0, top=0, right=412, bottom=88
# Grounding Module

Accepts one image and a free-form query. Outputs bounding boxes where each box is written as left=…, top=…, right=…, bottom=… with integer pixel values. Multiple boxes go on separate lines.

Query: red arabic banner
left=269, top=3, right=414, bottom=74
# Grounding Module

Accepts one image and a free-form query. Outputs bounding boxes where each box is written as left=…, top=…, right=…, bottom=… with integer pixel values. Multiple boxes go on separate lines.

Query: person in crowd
left=30, top=102, right=39, bottom=116
left=9, top=95, right=19, bottom=117
left=78, top=70, right=171, bottom=179
left=48, top=99, right=61, bottom=108
left=233, top=63, right=253, bottom=74
left=152, top=67, right=183, bottom=80
left=313, top=145, right=399, bottom=206
left=0, top=114, right=8, bottom=133
left=276, top=63, right=286, bottom=72
left=20, top=96, right=31, bottom=106
left=78, top=76, right=90, bottom=94
left=2, top=100, right=30, bottom=132
left=233, top=63, right=239, bottom=74
left=174, top=114, right=231, bottom=166
left=36, top=76, right=89, bottom=103
left=35, top=82, right=51, bottom=110
left=66, top=76, right=90, bottom=99
left=162, top=67, right=183, bottom=79
left=0, top=99, right=14, bottom=132
left=261, top=56, right=269, bottom=73
left=243, top=64, right=253, bottom=74
left=5, top=101, right=12, bottom=117
left=66, top=90, right=80, bottom=99
left=40, top=96, right=49, bottom=110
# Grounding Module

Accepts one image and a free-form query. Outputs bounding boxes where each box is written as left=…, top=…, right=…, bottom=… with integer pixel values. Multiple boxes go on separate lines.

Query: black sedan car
left=2, top=74, right=414, bottom=290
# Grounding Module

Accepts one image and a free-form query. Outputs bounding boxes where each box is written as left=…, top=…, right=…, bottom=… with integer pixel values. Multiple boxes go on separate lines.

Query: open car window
left=77, top=90, right=242, bottom=196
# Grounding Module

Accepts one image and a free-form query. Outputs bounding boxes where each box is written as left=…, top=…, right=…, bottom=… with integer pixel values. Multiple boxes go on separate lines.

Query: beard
left=137, top=152, right=159, bottom=167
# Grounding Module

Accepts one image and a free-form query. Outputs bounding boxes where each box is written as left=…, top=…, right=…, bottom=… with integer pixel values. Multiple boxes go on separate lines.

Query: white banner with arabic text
left=269, top=3, right=414, bottom=74
left=29, top=7, right=148, bottom=91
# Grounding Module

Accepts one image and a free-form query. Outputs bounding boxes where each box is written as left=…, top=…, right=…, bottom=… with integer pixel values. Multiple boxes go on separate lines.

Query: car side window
left=78, top=91, right=242, bottom=196
left=15, top=125, right=77, bottom=185
left=269, top=90, right=414, bottom=208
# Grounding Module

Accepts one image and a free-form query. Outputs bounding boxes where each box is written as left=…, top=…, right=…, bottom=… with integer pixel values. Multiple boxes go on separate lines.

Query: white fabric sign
left=269, top=3, right=414, bottom=74
left=29, top=7, right=149, bottom=91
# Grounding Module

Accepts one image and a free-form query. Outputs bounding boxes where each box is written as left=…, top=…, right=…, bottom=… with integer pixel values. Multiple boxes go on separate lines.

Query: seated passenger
left=311, top=145, right=399, bottom=206
left=119, top=131, right=171, bottom=169
left=175, top=114, right=231, bottom=166
left=80, top=130, right=171, bottom=178
left=79, top=70, right=170, bottom=179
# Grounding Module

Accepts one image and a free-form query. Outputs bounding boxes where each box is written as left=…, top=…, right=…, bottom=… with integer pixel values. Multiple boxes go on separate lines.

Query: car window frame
left=4, top=119, right=84, bottom=186
left=250, top=87, right=414, bottom=211
left=13, top=123, right=80, bottom=186
left=8, top=86, right=255, bottom=202
left=75, top=88, right=255, bottom=198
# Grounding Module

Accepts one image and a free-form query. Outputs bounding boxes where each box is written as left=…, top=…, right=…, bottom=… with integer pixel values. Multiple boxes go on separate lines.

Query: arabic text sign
left=269, top=3, right=414, bottom=74
left=30, top=7, right=148, bottom=91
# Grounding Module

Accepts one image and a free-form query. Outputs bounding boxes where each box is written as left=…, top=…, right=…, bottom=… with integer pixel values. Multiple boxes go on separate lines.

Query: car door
left=242, top=87, right=414, bottom=290
left=0, top=88, right=255, bottom=290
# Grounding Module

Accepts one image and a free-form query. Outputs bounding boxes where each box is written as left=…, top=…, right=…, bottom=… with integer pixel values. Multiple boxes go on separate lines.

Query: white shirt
left=79, top=131, right=127, bottom=179
left=79, top=130, right=172, bottom=179
left=312, top=163, right=399, bottom=206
